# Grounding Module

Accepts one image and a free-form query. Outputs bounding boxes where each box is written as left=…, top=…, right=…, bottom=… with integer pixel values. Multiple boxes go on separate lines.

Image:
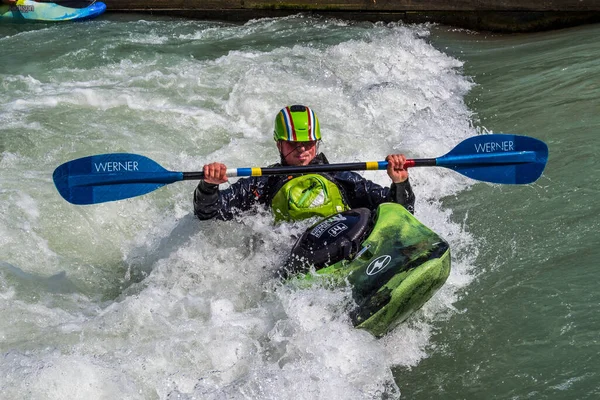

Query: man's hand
left=386, top=154, right=409, bottom=183
left=203, top=162, right=228, bottom=185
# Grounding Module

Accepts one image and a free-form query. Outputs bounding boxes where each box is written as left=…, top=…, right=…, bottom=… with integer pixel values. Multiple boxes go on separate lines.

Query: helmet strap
left=277, top=140, right=294, bottom=165
left=276, top=140, right=321, bottom=166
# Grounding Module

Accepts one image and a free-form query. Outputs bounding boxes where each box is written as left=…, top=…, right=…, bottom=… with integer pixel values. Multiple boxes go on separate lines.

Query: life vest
left=271, top=174, right=350, bottom=222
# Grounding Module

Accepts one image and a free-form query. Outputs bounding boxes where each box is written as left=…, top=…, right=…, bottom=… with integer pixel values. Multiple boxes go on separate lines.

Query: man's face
left=278, top=140, right=318, bottom=166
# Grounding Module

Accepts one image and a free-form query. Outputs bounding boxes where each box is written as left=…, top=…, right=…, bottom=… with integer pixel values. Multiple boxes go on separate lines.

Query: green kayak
left=283, top=202, right=451, bottom=337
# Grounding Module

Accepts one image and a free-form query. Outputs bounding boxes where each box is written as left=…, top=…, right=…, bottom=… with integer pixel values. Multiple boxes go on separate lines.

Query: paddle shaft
left=181, top=150, right=536, bottom=180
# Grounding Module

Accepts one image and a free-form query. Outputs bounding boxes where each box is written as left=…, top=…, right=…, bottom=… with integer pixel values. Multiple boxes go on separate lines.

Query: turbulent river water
left=1, top=14, right=599, bottom=399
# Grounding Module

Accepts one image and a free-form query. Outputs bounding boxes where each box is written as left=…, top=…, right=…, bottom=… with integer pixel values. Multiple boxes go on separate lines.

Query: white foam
left=1, top=17, right=480, bottom=399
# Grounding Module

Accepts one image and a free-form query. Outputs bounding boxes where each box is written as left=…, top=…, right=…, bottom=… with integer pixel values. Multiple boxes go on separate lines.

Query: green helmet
left=273, top=105, right=321, bottom=142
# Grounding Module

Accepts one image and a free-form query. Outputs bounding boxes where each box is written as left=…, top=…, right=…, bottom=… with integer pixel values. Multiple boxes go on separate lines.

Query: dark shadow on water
left=117, top=213, right=202, bottom=297
left=0, top=260, right=80, bottom=297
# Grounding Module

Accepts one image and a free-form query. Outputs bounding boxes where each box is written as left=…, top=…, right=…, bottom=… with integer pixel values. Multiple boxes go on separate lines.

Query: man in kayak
left=194, top=105, right=415, bottom=222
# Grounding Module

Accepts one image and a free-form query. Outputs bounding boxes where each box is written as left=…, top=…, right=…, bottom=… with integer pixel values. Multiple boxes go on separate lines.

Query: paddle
left=53, top=134, right=548, bottom=205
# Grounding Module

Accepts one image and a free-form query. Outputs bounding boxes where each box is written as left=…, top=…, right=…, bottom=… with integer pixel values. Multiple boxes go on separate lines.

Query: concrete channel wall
left=101, top=1, right=600, bottom=32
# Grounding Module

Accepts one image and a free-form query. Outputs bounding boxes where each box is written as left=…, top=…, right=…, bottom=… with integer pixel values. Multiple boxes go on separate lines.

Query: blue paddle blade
left=53, top=153, right=183, bottom=205
left=436, top=134, right=549, bottom=184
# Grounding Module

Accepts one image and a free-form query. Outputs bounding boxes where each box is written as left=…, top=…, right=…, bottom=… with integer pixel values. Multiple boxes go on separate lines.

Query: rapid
left=2, top=13, right=598, bottom=399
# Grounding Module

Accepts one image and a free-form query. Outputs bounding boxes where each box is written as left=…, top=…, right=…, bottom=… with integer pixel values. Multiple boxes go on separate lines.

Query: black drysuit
left=193, top=153, right=415, bottom=221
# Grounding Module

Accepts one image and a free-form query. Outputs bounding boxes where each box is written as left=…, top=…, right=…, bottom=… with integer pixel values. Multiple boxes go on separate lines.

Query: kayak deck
left=285, top=202, right=451, bottom=337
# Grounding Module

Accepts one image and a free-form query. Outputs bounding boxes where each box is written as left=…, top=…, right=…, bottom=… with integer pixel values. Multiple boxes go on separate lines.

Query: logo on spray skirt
left=310, top=214, right=346, bottom=238
left=366, top=255, right=392, bottom=276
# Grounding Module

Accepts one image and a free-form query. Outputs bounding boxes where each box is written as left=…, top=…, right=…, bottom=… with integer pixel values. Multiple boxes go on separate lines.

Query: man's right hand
left=202, top=162, right=228, bottom=185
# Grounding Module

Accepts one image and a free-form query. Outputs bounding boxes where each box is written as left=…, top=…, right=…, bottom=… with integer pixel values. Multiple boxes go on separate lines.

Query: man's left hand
left=386, top=154, right=409, bottom=183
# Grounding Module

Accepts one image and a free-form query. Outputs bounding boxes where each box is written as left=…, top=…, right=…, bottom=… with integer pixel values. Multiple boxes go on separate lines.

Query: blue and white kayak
left=0, top=0, right=106, bottom=21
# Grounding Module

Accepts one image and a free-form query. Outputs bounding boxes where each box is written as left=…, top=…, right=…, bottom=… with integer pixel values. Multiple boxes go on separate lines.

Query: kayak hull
left=0, top=0, right=106, bottom=21
left=285, top=202, right=451, bottom=337
left=353, top=248, right=450, bottom=336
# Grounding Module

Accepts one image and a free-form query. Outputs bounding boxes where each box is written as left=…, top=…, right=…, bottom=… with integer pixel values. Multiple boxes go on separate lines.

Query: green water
left=1, top=14, right=599, bottom=399
left=398, top=24, right=600, bottom=399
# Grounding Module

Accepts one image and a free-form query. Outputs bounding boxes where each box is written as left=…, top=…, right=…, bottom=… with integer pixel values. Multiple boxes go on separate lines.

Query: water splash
left=0, top=16, right=479, bottom=399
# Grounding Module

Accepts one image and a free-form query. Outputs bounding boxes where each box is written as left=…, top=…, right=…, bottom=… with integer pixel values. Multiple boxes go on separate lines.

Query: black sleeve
left=193, top=180, right=221, bottom=220
left=336, top=172, right=416, bottom=214
left=193, top=177, right=268, bottom=221
left=389, top=180, right=415, bottom=214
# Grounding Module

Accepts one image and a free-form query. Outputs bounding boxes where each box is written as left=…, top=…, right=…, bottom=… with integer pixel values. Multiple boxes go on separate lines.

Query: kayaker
left=194, top=104, right=415, bottom=222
